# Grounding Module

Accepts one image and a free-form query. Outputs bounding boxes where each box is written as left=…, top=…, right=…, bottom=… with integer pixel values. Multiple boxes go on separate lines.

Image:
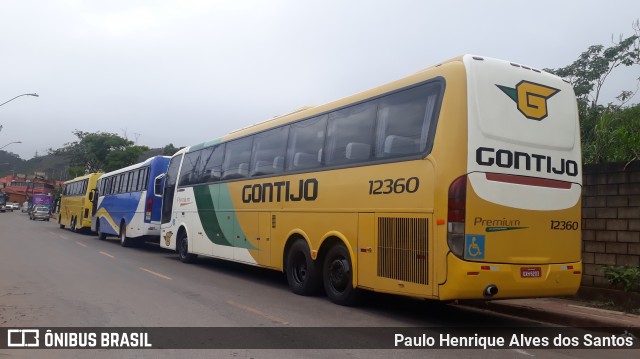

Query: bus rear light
left=447, top=175, right=467, bottom=258
left=447, top=175, right=467, bottom=223
left=481, top=265, right=499, bottom=271
left=447, top=229, right=465, bottom=258
left=145, top=198, right=153, bottom=221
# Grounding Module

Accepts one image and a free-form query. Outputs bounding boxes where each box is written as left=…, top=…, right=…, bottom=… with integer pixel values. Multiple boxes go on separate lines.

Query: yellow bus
left=160, top=55, right=582, bottom=305
left=58, top=173, right=103, bottom=232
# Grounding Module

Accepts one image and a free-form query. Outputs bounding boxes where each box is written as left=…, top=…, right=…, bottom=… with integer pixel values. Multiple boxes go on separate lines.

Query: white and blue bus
left=93, top=156, right=171, bottom=246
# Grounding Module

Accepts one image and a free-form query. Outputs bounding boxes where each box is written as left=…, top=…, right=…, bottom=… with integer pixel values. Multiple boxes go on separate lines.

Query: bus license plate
left=520, top=267, right=541, bottom=278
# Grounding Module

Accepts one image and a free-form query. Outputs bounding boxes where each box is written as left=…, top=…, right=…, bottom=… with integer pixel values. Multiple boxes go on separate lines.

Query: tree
left=161, top=143, right=182, bottom=156
left=0, top=150, right=22, bottom=177
left=51, top=130, right=149, bottom=173
left=545, top=20, right=640, bottom=164
left=548, top=32, right=639, bottom=108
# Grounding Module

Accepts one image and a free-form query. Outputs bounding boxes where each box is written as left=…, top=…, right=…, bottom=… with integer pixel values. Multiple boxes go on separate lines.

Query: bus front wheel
left=285, top=239, right=321, bottom=296
left=323, top=243, right=359, bottom=306
left=177, top=232, right=197, bottom=263
left=97, top=222, right=107, bottom=240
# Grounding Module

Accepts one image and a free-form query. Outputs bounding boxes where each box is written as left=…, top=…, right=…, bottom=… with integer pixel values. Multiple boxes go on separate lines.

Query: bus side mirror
left=88, top=191, right=95, bottom=202
left=154, top=174, right=165, bottom=197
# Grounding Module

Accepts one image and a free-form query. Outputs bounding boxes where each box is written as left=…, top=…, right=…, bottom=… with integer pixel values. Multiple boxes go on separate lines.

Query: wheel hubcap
left=292, top=253, right=307, bottom=284
left=329, top=258, right=349, bottom=292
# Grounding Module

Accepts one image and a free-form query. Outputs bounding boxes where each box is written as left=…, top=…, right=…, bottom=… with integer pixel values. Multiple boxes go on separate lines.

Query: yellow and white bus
left=160, top=55, right=582, bottom=305
left=58, top=173, right=102, bottom=232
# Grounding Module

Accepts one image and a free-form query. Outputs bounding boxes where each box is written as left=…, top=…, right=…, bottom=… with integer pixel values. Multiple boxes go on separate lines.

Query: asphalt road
left=0, top=211, right=637, bottom=358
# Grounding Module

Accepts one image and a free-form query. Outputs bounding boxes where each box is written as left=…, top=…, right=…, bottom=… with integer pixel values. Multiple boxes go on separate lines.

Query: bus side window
left=130, top=170, right=139, bottom=192
left=375, top=82, right=441, bottom=158
left=179, top=150, right=201, bottom=186
left=325, top=101, right=376, bottom=165
left=286, top=115, right=327, bottom=171
left=105, top=177, right=113, bottom=195
left=222, top=137, right=253, bottom=180
left=154, top=174, right=165, bottom=197
left=201, top=144, right=224, bottom=183
left=250, top=126, right=289, bottom=177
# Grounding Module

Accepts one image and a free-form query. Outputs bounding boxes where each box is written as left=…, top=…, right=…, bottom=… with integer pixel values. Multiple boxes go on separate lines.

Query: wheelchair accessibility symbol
left=465, top=235, right=485, bottom=259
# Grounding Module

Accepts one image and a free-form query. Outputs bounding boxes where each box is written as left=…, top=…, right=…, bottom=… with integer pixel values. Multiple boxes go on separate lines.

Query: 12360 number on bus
left=368, top=177, right=419, bottom=195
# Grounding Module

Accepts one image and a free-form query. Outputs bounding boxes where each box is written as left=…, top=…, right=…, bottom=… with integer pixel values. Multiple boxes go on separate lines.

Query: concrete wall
left=581, top=161, right=640, bottom=289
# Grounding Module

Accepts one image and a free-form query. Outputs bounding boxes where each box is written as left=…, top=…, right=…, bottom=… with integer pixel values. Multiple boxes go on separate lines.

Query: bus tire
left=120, top=222, right=131, bottom=247
left=285, top=239, right=322, bottom=296
left=323, top=243, right=359, bottom=306
left=97, top=222, right=107, bottom=240
left=177, top=232, right=197, bottom=263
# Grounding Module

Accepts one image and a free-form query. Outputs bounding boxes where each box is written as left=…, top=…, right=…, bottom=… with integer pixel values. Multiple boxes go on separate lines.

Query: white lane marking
left=75, top=242, right=87, bottom=247
left=226, top=300, right=289, bottom=325
left=139, top=267, right=172, bottom=280
left=99, top=251, right=115, bottom=259
left=512, top=349, right=535, bottom=357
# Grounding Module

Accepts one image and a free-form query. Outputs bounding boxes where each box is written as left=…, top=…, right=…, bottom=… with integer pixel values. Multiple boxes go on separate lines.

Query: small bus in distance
left=93, top=156, right=170, bottom=246
left=0, top=193, right=7, bottom=212
left=160, top=55, right=582, bottom=305
left=30, top=193, right=54, bottom=213
left=58, top=173, right=103, bottom=232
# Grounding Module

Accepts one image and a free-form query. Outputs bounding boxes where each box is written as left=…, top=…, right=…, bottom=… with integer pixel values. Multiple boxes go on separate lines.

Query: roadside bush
left=583, top=104, right=640, bottom=165
left=599, top=265, right=640, bottom=292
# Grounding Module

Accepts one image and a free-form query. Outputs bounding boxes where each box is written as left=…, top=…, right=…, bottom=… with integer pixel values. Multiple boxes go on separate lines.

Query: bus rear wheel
left=120, top=222, right=131, bottom=247
left=323, top=243, right=359, bottom=306
left=285, top=239, right=321, bottom=296
left=177, top=232, right=197, bottom=263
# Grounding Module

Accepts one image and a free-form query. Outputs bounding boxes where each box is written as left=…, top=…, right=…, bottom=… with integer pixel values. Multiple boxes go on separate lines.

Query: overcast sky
left=1, top=0, right=639, bottom=160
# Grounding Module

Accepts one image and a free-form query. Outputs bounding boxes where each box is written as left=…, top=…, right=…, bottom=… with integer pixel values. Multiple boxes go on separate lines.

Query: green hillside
left=0, top=148, right=167, bottom=181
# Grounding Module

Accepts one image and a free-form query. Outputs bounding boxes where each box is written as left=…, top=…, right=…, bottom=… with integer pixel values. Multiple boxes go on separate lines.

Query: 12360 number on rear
left=550, top=220, right=579, bottom=230
left=368, top=177, right=419, bottom=195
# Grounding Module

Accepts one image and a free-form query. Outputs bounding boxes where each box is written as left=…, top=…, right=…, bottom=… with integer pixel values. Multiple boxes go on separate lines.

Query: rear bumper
left=438, top=253, right=581, bottom=300
left=144, top=222, right=161, bottom=236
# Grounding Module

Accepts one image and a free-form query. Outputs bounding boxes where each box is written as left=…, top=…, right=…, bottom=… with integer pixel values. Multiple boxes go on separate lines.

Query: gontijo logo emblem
left=497, top=81, right=560, bottom=121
